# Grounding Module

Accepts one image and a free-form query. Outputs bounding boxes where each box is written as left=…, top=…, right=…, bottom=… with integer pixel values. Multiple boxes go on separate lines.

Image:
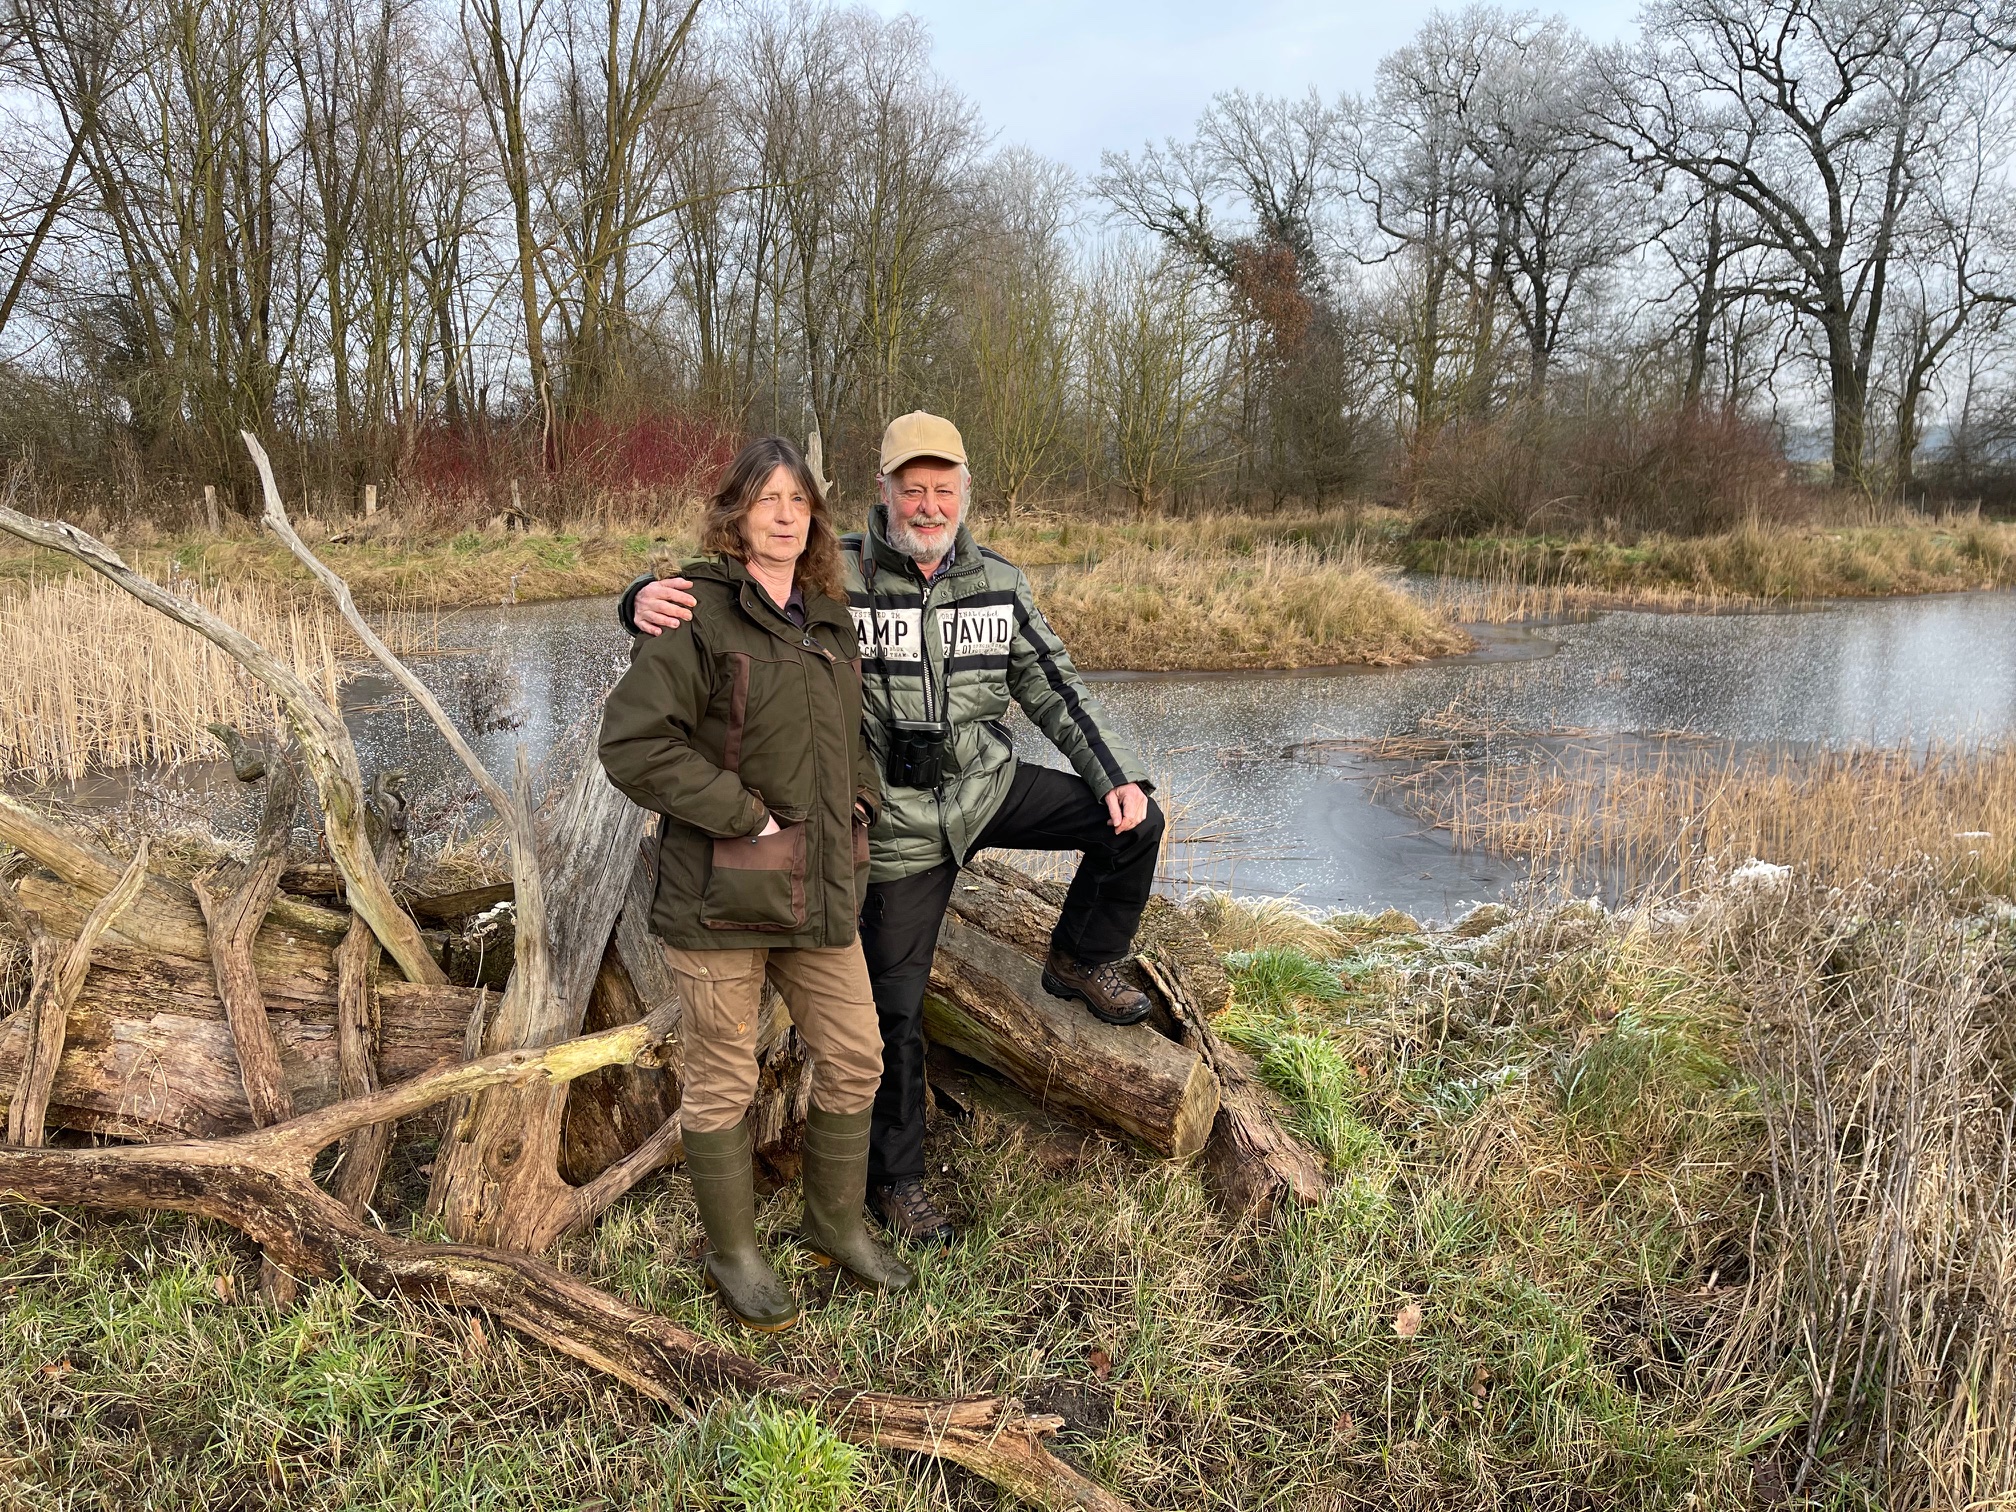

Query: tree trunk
left=328, top=919, right=392, bottom=1216
left=1825, top=316, right=1869, bottom=490
left=190, top=752, right=302, bottom=1130
left=427, top=757, right=670, bottom=1250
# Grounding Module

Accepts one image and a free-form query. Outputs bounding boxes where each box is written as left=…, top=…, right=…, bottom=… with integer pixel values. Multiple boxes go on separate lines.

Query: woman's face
left=743, top=464, right=811, bottom=575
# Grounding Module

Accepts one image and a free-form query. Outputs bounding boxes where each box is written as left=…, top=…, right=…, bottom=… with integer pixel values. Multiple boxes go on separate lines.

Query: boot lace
left=883, top=1178, right=946, bottom=1233
left=1088, top=960, right=1134, bottom=997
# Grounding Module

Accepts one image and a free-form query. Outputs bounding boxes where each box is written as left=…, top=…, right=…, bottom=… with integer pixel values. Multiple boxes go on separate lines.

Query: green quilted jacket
left=622, top=505, right=1149, bottom=882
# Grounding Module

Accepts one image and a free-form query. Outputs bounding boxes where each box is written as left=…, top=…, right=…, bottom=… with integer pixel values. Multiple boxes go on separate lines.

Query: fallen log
left=925, top=882, right=1220, bottom=1158
left=0, top=792, right=348, bottom=959
left=0, top=843, right=149, bottom=1146
left=931, top=862, right=1323, bottom=1207
left=0, top=1018, right=1137, bottom=1512
left=0, top=943, right=476, bottom=1140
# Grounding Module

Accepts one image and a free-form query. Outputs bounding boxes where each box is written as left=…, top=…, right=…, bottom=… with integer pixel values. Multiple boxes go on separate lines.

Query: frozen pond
left=27, top=588, right=2013, bottom=920
left=343, top=589, right=2016, bottom=919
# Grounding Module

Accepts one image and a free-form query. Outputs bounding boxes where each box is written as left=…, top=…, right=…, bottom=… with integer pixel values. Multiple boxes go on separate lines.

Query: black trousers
left=858, top=761, right=1165, bottom=1188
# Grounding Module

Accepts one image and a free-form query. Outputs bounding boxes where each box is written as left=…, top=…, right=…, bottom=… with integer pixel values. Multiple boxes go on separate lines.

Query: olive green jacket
left=598, top=556, right=878, bottom=950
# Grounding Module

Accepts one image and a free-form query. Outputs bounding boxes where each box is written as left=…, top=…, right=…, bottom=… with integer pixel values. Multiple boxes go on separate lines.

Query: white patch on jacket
left=853, top=605, right=923, bottom=663
left=937, top=605, right=1014, bottom=659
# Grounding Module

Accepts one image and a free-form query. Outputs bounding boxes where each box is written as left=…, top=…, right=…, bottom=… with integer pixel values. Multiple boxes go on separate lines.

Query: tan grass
left=0, top=502, right=699, bottom=614
left=1406, top=517, right=2016, bottom=606
left=1038, top=540, right=1469, bottom=671
left=0, top=574, right=352, bottom=782
left=1415, top=571, right=1748, bottom=622
left=975, top=503, right=1393, bottom=568
left=1720, top=882, right=2016, bottom=1507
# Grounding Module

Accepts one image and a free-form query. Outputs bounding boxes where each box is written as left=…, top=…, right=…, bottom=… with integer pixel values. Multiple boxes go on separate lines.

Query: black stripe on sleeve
left=1012, top=598, right=1126, bottom=790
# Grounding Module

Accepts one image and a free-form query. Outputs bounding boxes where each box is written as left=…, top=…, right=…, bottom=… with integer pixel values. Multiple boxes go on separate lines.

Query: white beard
left=886, top=511, right=963, bottom=566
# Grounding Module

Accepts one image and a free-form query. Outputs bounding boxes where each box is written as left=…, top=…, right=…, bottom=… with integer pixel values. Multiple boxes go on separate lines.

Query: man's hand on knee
left=635, top=576, right=697, bottom=635
left=1104, top=781, right=1149, bottom=834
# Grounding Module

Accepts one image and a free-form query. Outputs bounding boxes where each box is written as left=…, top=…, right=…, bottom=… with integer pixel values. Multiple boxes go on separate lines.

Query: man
left=622, top=411, right=1163, bottom=1242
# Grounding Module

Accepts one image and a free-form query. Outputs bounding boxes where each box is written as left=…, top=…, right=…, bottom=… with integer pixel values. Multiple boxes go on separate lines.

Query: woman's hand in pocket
left=758, top=814, right=781, bottom=837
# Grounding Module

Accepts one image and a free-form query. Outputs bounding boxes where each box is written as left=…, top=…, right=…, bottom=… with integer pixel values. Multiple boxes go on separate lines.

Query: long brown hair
left=700, top=436, right=845, bottom=602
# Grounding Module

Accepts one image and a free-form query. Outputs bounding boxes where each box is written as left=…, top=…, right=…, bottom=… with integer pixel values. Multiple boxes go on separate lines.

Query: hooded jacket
left=621, top=506, right=1150, bottom=883
left=599, top=555, right=878, bottom=949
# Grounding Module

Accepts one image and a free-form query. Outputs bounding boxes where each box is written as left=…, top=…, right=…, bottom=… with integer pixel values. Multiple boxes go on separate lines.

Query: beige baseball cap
left=879, top=411, right=967, bottom=474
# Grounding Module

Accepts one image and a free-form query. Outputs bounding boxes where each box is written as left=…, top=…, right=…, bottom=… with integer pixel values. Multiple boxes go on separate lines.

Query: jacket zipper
left=921, top=565, right=952, bottom=861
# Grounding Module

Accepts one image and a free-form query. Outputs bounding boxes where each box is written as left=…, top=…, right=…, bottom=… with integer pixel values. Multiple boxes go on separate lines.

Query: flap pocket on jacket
left=702, top=822, right=807, bottom=932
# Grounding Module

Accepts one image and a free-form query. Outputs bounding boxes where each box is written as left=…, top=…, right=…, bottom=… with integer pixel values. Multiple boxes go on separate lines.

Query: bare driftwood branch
left=0, top=1022, right=1137, bottom=1508
left=244, top=433, right=538, bottom=985
left=243, top=432, right=605, bottom=1251
left=0, top=507, right=441, bottom=985
left=2, top=842, right=150, bottom=1146
left=191, top=750, right=302, bottom=1130
left=329, top=905, right=390, bottom=1219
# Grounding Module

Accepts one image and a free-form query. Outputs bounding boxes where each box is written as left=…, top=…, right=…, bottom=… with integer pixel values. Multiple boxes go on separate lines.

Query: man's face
left=882, top=459, right=964, bottom=564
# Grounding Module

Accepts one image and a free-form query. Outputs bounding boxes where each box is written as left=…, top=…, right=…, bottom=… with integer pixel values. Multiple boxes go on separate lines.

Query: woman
left=599, top=436, right=910, bottom=1332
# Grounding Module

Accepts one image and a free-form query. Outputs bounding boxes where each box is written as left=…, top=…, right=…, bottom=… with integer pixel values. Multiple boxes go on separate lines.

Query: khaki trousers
left=661, top=940, right=883, bottom=1134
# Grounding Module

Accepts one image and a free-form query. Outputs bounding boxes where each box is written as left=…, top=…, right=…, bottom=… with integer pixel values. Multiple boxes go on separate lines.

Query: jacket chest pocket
left=702, top=822, right=808, bottom=932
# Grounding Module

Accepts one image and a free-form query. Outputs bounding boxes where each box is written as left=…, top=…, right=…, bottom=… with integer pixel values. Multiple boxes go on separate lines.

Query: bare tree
left=1338, top=11, right=1509, bottom=445
left=463, top=0, right=555, bottom=460
left=1460, top=15, right=1640, bottom=394
left=1594, top=0, right=1997, bottom=487
left=952, top=149, right=1077, bottom=513
left=1883, top=62, right=2016, bottom=494
left=541, top=0, right=702, bottom=417
left=1083, top=246, right=1228, bottom=515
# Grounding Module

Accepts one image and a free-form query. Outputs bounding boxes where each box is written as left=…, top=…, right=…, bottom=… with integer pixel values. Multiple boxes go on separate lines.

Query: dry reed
left=1407, top=518, right=2016, bottom=606
left=0, top=573, right=350, bottom=782
left=1396, top=734, right=2016, bottom=899
left=1415, top=571, right=1749, bottom=622
left=1720, top=881, right=2016, bottom=1507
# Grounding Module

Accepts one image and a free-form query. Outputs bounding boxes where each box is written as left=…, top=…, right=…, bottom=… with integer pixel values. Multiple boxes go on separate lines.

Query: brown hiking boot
left=1042, top=949, right=1153, bottom=1026
left=870, top=1178, right=956, bottom=1246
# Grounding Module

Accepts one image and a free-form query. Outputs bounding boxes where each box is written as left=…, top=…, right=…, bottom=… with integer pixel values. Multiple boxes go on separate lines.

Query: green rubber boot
left=683, top=1121, right=798, bottom=1332
left=800, top=1107, right=917, bottom=1293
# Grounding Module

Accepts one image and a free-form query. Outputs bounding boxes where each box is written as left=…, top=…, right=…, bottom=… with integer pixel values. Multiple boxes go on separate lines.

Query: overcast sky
left=866, top=0, right=1650, bottom=176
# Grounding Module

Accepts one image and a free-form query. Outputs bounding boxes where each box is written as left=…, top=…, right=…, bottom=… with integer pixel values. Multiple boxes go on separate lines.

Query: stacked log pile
left=0, top=439, right=1325, bottom=1511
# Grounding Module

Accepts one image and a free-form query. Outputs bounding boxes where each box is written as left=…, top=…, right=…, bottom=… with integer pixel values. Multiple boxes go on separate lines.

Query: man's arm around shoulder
left=620, top=572, right=698, bottom=636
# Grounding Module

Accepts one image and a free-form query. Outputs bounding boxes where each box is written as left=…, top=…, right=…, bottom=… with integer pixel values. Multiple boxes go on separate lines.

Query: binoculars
left=884, top=718, right=951, bottom=790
